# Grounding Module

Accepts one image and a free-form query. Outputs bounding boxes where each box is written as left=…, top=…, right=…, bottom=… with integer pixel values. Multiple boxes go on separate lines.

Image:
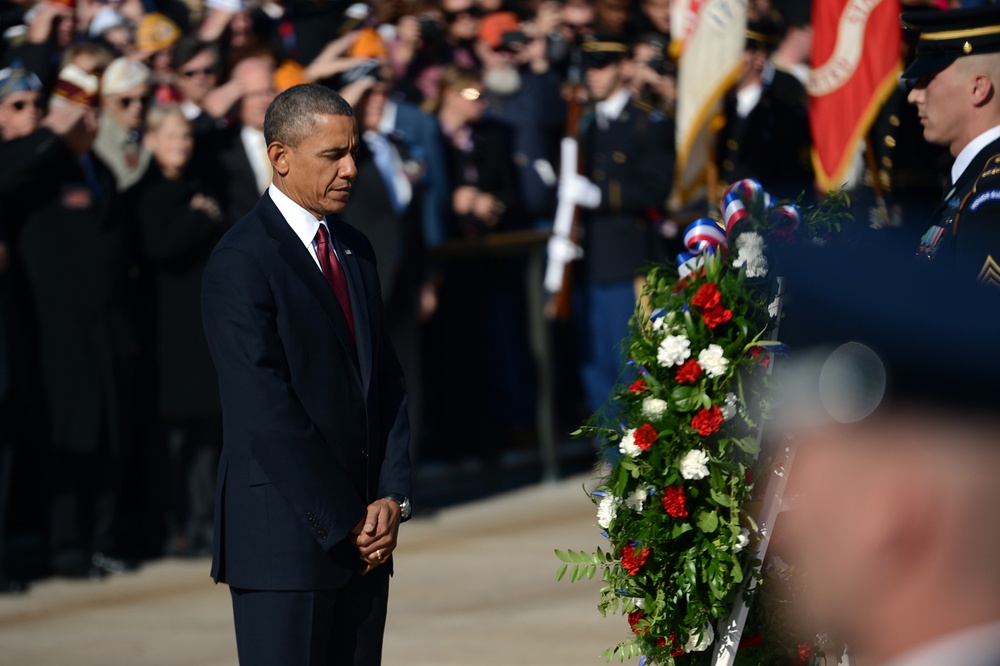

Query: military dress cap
left=581, top=36, right=630, bottom=69
left=901, top=7, right=1000, bottom=79
left=746, top=19, right=781, bottom=52
left=773, top=234, right=1000, bottom=427
left=0, top=59, right=42, bottom=102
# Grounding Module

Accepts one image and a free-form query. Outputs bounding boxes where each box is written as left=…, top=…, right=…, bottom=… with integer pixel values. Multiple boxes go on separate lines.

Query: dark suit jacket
left=340, top=140, right=425, bottom=326
left=201, top=192, right=411, bottom=591
left=203, top=124, right=262, bottom=224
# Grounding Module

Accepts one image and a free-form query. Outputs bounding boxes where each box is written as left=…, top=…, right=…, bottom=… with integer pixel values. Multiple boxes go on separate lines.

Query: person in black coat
left=130, top=104, right=229, bottom=556
left=0, top=66, right=135, bottom=578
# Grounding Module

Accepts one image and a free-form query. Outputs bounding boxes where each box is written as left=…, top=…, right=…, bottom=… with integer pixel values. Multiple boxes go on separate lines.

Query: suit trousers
left=230, top=566, right=391, bottom=666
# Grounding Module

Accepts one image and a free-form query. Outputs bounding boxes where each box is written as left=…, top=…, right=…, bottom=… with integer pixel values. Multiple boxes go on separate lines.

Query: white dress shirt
left=595, top=88, right=631, bottom=129
left=883, top=622, right=1000, bottom=666
left=953, top=125, right=1000, bottom=186
left=267, top=184, right=338, bottom=270
left=241, top=125, right=272, bottom=195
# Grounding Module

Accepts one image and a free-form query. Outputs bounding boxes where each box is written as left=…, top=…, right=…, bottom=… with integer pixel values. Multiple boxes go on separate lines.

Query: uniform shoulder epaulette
left=630, top=99, right=654, bottom=113
left=967, top=153, right=1000, bottom=215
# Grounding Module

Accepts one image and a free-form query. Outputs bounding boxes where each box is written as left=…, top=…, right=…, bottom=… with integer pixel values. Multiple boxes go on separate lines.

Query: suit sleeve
left=201, top=245, right=367, bottom=552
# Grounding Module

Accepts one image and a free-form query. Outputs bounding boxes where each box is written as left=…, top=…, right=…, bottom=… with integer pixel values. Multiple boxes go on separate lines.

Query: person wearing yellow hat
left=905, top=6, right=1000, bottom=287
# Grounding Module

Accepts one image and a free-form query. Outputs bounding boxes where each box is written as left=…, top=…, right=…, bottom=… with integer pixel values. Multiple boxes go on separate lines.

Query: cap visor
left=901, top=55, right=956, bottom=80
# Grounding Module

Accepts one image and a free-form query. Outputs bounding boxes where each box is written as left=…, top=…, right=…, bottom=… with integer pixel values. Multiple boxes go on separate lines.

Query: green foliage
left=557, top=189, right=847, bottom=664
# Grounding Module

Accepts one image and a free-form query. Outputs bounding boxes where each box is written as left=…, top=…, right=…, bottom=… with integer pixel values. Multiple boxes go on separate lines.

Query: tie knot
left=315, top=223, right=331, bottom=246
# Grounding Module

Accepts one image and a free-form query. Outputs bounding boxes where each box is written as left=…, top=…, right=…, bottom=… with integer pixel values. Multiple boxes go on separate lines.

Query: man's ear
left=971, top=72, right=997, bottom=108
left=268, top=141, right=291, bottom=177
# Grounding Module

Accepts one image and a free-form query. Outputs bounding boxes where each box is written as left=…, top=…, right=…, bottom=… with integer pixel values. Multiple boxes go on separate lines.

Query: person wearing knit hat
left=136, top=12, right=182, bottom=94
left=0, top=60, right=44, bottom=142
left=95, top=57, right=152, bottom=191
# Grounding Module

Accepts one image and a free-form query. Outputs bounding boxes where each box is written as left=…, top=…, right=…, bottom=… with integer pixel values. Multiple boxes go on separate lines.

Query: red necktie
left=315, top=224, right=356, bottom=341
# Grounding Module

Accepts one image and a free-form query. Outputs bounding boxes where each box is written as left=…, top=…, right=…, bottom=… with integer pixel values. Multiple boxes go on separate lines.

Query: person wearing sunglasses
left=0, top=61, right=44, bottom=143
left=94, top=57, right=152, bottom=191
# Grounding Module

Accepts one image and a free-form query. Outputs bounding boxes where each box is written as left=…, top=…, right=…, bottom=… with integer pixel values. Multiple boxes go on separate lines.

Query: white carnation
left=657, top=334, right=691, bottom=368
left=641, top=397, right=668, bottom=420
left=618, top=428, right=642, bottom=458
left=684, top=623, right=715, bottom=653
left=735, top=231, right=765, bottom=253
left=733, top=528, right=751, bottom=553
left=698, top=344, right=729, bottom=378
left=733, top=232, right=768, bottom=278
left=596, top=494, right=620, bottom=529
left=625, top=488, right=647, bottom=512
left=679, top=449, right=710, bottom=480
left=721, top=392, right=738, bottom=421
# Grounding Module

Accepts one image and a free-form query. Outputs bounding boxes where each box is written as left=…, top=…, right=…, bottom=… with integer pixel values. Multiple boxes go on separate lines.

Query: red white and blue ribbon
left=675, top=179, right=800, bottom=278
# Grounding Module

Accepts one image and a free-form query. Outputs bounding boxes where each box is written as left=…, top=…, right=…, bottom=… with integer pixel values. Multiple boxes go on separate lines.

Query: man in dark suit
left=201, top=84, right=412, bottom=666
left=204, top=56, right=277, bottom=223
left=904, top=7, right=1000, bottom=288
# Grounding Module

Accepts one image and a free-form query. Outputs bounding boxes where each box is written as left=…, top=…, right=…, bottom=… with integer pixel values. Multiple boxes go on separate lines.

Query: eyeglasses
left=181, top=65, right=217, bottom=78
left=459, top=87, right=481, bottom=101
left=117, top=96, right=146, bottom=109
left=7, top=99, right=43, bottom=112
left=443, top=5, right=483, bottom=21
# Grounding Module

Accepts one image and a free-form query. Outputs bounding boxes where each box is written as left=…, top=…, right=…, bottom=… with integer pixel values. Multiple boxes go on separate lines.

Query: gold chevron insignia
left=977, top=255, right=1000, bottom=288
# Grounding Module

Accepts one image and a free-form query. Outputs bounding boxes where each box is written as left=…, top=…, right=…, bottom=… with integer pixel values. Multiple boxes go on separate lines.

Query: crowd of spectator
left=0, top=0, right=975, bottom=588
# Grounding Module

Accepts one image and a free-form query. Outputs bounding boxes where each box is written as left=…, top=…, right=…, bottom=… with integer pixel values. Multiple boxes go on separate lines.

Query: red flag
left=808, top=0, right=902, bottom=192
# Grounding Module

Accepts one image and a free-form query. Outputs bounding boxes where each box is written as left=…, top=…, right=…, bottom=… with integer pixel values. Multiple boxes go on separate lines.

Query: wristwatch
left=384, top=493, right=412, bottom=522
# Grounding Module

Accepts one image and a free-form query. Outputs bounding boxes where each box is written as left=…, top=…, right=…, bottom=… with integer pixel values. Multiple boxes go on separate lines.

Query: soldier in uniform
left=558, top=38, right=675, bottom=415
left=717, top=21, right=813, bottom=202
left=904, top=7, right=1000, bottom=286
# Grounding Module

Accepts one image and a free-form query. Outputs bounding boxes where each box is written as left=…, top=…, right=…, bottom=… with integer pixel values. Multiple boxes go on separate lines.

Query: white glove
left=547, top=235, right=584, bottom=264
left=559, top=173, right=601, bottom=210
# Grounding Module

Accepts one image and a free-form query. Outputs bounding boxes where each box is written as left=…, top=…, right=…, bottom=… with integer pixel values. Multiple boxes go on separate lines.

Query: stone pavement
left=0, top=474, right=626, bottom=666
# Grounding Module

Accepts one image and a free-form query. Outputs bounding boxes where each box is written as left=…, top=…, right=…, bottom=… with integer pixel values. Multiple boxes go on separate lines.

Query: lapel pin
left=345, top=249, right=353, bottom=256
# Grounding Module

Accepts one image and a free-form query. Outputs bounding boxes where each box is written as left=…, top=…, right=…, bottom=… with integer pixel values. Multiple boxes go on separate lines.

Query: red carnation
left=627, top=610, right=645, bottom=635
left=672, top=648, right=685, bottom=658
left=795, top=643, right=814, bottom=666
left=621, top=544, right=651, bottom=576
left=634, top=423, right=658, bottom=451
left=691, top=282, right=722, bottom=310
left=675, top=359, right=703, bottom=383
left=702, top=305, right=733, bottom=329
left=629, top=378, right=648, bottom=394
left=657, top=637, right=667, bottom=649
left=750, top=346, right=772, bottom=368
left=691, top=405, right=723, bottom=436
left=662, top=485, right=689, bottom=518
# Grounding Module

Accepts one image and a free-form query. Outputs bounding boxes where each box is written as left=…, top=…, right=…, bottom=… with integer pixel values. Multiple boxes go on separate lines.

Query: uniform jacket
left=923, top=135, right=1000, bottom=287
left=201, top=192, right=411, bottom=591
left=579, top=98, right=676, bottom=284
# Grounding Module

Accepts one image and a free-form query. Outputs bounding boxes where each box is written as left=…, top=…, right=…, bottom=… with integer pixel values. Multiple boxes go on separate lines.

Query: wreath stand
left=709, top=279, right=853, bottom=666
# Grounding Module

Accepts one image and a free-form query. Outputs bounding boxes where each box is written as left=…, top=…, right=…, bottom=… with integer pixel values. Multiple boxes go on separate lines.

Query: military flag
left=808, top=0, right=902, bottom=192
left=671, top=0, right=748, bottom=205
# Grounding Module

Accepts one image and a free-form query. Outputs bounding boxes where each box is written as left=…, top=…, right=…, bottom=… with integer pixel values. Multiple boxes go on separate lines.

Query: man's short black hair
left=171, top=36, right=219, bottom=70
left=264, top=84, right=355, bottom=147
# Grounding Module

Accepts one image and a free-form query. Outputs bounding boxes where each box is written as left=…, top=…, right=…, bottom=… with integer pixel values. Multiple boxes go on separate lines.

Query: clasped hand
left=350, top=499, right=401, bottom=576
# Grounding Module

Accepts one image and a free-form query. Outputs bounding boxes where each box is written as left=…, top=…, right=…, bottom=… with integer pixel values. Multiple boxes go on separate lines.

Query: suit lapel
left=258, top=197, right=362, bottom=382
left=334, top=229, right=373, bottom=396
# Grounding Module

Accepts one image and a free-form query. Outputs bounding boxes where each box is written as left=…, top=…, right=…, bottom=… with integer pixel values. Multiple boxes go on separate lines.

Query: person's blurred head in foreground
left=777, top=238, right=1000, bottom=665
left=0, top=60, right=43, bottom=141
